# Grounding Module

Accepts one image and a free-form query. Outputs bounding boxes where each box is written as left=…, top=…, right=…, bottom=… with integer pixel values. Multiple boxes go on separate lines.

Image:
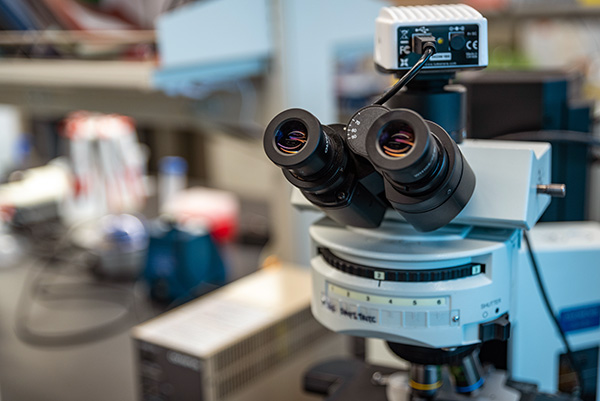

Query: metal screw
left=336, top=192, right=347, bottom=201
left=537, top=184, right=566, bottom=198
left=371, top=372, right=388, bottom=386
left=452, top=315, right=460, bottom=323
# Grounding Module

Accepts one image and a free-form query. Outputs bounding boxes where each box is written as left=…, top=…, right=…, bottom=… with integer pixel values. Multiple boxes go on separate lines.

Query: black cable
left=495, top=130, right=600, bottom=147
left=15, top=265, right=136, bottom=347
left=13, top=233, right=140, bottom=347
left=373, top=46, right=435, bottom=106
left=523, top=231, right=584, bottom=397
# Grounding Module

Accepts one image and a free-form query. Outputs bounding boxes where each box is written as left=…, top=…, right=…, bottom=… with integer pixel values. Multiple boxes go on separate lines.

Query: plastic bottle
left=158, top=156, right=188, bottom=212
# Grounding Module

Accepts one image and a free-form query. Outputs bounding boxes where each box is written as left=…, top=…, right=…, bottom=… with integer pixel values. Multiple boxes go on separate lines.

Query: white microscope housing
left=309, top=140, right=552, bottom=349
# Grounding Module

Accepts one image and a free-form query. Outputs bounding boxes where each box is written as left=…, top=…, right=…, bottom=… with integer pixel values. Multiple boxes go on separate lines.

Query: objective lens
left=409, top=364, right=442, bottom=398
left=275, top=120, right=308, bottom=154
left=450, top=352, right=485, bottom=394
left=379, top=122, right=415, bottom=158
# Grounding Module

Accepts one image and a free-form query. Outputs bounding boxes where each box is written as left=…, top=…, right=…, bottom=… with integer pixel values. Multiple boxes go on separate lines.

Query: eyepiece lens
left=379, top=122, right=415, bottom=158
left=276, top=120, right=308, bottom=154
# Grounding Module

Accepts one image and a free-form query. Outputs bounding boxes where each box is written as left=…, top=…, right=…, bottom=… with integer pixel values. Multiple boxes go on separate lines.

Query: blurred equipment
left=155, top=0, right=271, bottom=85
left=14, top=223, right=139, bottom=347
left=0, top=0, right=157, bottom=59
left=161, top=187, right=240, bottom=243
left=460, top=71, right=593, bottom=222
left=96, top=214, right=148, bottom=279
left=0, top=161, right=72, bottom=226
left=0, top=104, right=22, bottom=181
left=0, top=220, right=25, bottom=269
left=63, top=111, right=147, bottom=223
left=512, top=222, right=600, bottom=400
left=132, top=265, right=349, bottom=401
left=72, top=213, right=149, bottom=280
left=143, top=219, right=226, bottom=304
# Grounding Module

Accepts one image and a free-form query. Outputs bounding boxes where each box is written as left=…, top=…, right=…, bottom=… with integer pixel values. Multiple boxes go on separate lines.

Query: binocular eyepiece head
left=263, top=107, right=475, bottom=232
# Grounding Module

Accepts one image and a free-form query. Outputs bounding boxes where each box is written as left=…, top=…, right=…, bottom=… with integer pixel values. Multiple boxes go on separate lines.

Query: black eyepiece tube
left=366, top=109, right=475, bottom=232
left=264, top=109, right=387, bottom=228
left=264, top=108, right=333, bottom=179
left=368, top=109, right=446, bottom=189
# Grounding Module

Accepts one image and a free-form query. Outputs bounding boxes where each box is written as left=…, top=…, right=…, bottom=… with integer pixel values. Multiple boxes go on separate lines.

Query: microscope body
left=293, top=139, right=556, bottom=400
left=286, top=136, right=551, bottom=347
left=262, top=4, right=586, bottom=400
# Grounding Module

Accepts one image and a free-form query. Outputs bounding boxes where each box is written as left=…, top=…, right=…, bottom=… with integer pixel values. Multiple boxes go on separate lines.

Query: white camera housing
left=375, top=4, right=488, bottom=72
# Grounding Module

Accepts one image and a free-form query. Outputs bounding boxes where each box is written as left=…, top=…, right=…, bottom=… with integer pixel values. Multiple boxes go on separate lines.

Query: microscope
left=263, top=4, right=581, bottom=401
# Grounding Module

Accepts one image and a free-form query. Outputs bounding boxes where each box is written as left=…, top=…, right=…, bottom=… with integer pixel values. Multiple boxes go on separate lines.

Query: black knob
left=479, top=314, right=510, bottom=342
left=450, top=33, right=466, bottom=51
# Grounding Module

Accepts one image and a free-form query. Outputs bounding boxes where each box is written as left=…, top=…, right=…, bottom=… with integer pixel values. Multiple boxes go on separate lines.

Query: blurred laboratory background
left=0, top=0, right=599, bottom=400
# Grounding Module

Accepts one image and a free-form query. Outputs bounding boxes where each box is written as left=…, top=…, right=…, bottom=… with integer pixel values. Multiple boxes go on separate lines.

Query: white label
left=328, top=283, right=446, bottom=307
left=430, top=52, right=452, bottom=61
